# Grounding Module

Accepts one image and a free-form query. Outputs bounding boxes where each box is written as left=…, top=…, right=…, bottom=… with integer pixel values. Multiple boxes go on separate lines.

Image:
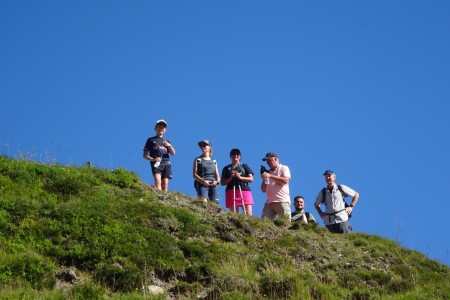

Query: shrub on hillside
left=0, top=250, right=55, bottom=289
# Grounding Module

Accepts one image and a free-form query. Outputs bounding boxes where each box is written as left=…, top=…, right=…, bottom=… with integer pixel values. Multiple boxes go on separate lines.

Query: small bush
left=72, top=283, right=106, bottom=300
left=176, top=281, right=202, bottom=297
left=387, top=278, right=415, bottom=293
left=93, top=168, right=141, bottom=189
left=259, top=274, right=295, bottom=299
left=95, top=259, right=141, bottom=292
left=0, top=251, right=55, bottom=289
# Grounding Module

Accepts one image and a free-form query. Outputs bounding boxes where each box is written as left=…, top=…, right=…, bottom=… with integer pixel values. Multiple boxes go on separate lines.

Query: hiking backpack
left=321, top=185, right=352, bottom=218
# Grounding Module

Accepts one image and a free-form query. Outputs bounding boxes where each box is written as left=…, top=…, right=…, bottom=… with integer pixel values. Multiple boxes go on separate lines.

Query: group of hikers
left=143, top=119, right=360, bottom=234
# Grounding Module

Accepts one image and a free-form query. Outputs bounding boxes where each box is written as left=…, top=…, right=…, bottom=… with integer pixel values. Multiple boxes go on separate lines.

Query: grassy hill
left=0, top=156, right=448, bottom=299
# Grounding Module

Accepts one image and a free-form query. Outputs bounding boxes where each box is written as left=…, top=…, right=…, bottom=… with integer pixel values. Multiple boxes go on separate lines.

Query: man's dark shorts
left=326, top=220, right=352, bottom=234
left=151, top=163, right=172, bottom=179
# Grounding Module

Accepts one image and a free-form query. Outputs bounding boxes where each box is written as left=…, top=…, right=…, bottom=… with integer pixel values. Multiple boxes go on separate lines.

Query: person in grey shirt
left=193, top=140, right=220, bottom=204
left=314, top=170, right=359, bottom=233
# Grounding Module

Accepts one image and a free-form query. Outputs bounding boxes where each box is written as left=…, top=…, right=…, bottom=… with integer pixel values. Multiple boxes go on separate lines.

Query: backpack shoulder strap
left=322, top=186, right=346, bottom=203
left=196, top=158, right=203, bottom=176
left=238, top=162, right=246, bottom=175
left=337, top=184, right=351, bottom=211
left=337, top=184, right=348, bottom=198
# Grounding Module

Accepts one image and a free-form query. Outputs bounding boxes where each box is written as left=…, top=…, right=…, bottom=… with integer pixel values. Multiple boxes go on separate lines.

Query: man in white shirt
left=314, top=170, right=359, bottom=234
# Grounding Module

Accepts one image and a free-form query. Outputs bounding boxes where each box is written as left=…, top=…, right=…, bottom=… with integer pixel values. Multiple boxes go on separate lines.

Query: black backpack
left=321, top=185, right=352, bottom=218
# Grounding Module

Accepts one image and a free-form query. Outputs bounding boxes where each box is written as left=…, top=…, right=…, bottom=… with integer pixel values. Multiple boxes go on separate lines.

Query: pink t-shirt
left=265, top=164, right=291, bottom=204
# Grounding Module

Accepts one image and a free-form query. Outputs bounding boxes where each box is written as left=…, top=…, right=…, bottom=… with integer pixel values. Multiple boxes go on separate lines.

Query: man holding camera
left=260, top=152, right=291, bottom=221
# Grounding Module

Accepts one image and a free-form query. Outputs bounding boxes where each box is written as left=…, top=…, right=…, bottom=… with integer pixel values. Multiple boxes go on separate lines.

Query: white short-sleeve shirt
left=315, top=184, right=356, bottom=225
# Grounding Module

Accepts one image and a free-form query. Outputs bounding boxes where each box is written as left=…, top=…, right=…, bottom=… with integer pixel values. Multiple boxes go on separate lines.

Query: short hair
left=294, top=195, right=304, bottom=202
left=230, top=148, right=241, bottom=156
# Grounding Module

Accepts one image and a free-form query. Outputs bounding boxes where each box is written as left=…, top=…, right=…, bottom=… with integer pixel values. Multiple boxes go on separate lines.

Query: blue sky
left=1, top=1, right=449, bottom=266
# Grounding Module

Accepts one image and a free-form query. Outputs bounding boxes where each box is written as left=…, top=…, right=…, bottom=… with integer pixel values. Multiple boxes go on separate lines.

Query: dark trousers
left=326, top=220, right=352, bottom=234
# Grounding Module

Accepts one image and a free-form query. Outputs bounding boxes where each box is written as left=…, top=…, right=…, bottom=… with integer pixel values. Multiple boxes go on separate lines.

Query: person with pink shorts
left=221, top=148, right=254, bottom=216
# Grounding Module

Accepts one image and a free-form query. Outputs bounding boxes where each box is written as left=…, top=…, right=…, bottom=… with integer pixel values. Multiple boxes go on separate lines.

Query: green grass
left=0, top=155, right=449, bottom=299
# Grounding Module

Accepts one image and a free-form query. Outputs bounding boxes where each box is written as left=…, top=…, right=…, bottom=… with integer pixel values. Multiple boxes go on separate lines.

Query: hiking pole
left=238, top=184, right=247, bottom=215
left=233, top=185, right=236, bottom=213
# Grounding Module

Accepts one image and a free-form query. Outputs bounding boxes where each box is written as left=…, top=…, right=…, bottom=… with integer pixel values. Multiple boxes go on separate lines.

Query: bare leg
left=245, top=205, right=253, bottom=216
left=231, top=206, right=243, bottom=214
left=161, top=178, right=169, bottom=191
left=153, top=173, right=162, bottom=190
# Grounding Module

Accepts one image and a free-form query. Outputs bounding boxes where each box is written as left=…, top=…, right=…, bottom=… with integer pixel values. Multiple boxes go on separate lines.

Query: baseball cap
left=230, top=148, right=241, bottom=155
left=155, top=119, right=167, bottom=127
left=198, top=140, right=211, bottom=147
left=262, top=152, right=278, bottom=161
left=323, top=169, right=335, bottom=175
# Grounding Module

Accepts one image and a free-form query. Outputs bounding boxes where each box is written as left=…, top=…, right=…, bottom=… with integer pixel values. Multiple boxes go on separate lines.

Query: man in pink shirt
left=260, top=152, right=291, bottom=221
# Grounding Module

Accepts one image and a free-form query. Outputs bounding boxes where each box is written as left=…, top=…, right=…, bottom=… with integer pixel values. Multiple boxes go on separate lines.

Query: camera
left=261, top=165, right=270, bottom=184
left=260, top=165, right=268, bottom=174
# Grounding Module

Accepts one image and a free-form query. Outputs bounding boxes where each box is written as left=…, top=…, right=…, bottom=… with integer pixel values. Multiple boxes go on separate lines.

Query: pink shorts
left=225, top=189, right=254, bottom=208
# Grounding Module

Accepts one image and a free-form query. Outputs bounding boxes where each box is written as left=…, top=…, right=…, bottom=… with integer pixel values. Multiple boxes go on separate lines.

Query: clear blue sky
left=1, top=1, right=449, bottom=266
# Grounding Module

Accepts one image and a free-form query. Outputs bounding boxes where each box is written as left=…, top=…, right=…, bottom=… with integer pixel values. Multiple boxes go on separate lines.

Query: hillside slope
left=0, top=156, right=448, bottom=299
